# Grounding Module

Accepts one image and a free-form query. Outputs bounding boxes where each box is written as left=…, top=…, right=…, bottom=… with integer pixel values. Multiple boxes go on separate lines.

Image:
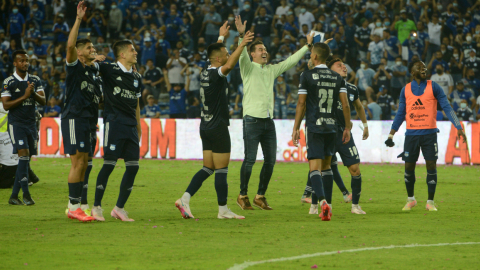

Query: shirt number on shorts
left=434, top=143, right=438, bottom=156
left=318, top=89, right=334, bottom=113
left=349, top=146, right=358, bottom=159
left=200, top=87, right=208, bottom=110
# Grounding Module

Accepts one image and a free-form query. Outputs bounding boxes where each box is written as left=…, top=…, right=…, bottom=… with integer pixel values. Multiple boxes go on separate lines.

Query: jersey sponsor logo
left=316, top=117, right=336, bottom=125
left=349, top=94, right=354, bottom=101
left=411, top=98, right=425, bottom=110
left=81, top=81, right=88, bottom=90
left=134, top=80, right=138, bottom=87
left=312, top=74, right=319, bottom=80
left=405, top=152, right=409, bottom=157
left=110, top=144, right=116, bottom=151
left=85, top=71, right=88, bottom=76
left=15, top=88, right=20, bottom=92
left=113, top=86, right=121, bottom=95
left=116, top=76, right=122, bottom=81
left=19, top=140, right=24, bottom=145
left=80, top=142, right=84, bottom=148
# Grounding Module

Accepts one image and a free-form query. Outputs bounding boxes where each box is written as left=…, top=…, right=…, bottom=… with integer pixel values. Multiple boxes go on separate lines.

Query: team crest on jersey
left=81, top=81, right=88, bottom=90
left=312, top=74, right=319, bottom=80
left=113, top=86, right=121, bottom=95
left=19, top=140, right=24, bottom=145
left=349, top=94, right=354, bottom=101
left=110, top=144, right=116, bottom=151
left=405, top=152, right=409, bottom=157
left=133, top=80, right=138, bottom=87
left=80, top=142, right=84, bottom=148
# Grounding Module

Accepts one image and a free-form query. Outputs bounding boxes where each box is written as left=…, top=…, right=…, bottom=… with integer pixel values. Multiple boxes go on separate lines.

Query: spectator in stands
left=394, top=9, right=417, bottom=44
left=344, top=16, right=358, bottom=68
left=377, top=85, right=395, bottom=120
left=449, top=47, right=463, bottom=83
left=463, top=49, right=480, bottom=77
left=166, top=6, right=183, bottom=45
left=329, top=32, right=346, bottom=59
left=48, top=82, right=63, bottom=108
left=355, top=18, right=370, bottom=61
left=273, top=75, right=290, bottom=119
left=167, top=74, right=189, bottom=119
left=390, top=56, right=408, bottom=102
left=108, top=3, right=123, bottom=42
left=240, top=1, right=254, bottom=32
left=187, top=96, right=201, bottom=119
left=197, top=38, right=208, bottom=61
left=156, top=31, right=171, bottom=57
left=52, top=13, right=69, bottom=45
left=28, top=3, right=44, bottom=31
left=465, top=68, right=480, bottom=97
left=367, top=94, right=382, bottom=120
left=373, top=58, right=392, bottom=92
left=275, top=0, right=291, bottom=17
left=44, top=97, right=61, bottom=117
left=140, top=37, right=156, bottom=66
left=251, top=6, right=273, bottom=49
left=140, top=95, right=161, bottom=118
left=449, top=81, right=475, bottom=112
left=456, top=99, right=474, bottom=121
left=142, top=59, right=164, bottom=104
left=357, top=99, right=372, bottom=120
left=7, top=5, right=26, bottom=47
left=428, top=51, right=449, bottom=75
left=430, top=64, right=454, bottom=95
left=166, top=48, right=187, bottom=85
left=298, top=4, right=315, bottom=31
left=402, top=32, right=424, bottom=62
left=176, top=40, right=192, bottom=61
left=382, top=29, right=401, bottom=68
left=355, top=60, right=375, bottom=102
left=191, top=52, right=206, bottom=68
left=88, top=10, right=107, bottom=37
left=134, top=2, right=153, bottom=28
left=371, top=17, right=385, bottom=39
left=367, top=34, right=384, bottom=70
left=202, top=5, right=222, bottom=45
left=33, top=37, right=47, bottom=59
left=182, top=63, right=201, bottom=100
left=424, top=12, right=441, bottom=65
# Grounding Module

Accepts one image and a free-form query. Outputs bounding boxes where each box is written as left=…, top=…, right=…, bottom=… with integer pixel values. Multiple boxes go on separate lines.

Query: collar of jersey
left=314, top=64, right=328, bottom=68
left=117, top=61, right=133, bottom=73
left=14, top=72, right=29, bottom=81
left=252, top=61, right=266, bottom=68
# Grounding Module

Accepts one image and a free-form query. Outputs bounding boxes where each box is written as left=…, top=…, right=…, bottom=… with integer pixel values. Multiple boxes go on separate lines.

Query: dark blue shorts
left=331, top=130, right=360, bottom=167
left=61, top=118, right=91, bottom=155
left=89, top=129, right=98, bottom=158
left=103, top=121, right=139, bottom=161
left=200, top=124, right=231, bottom=153
left=8, top=124, right=37, bottom=155
left=306, top=128, right=336, bottom=160
left=399, top=133, right=438, bottom=163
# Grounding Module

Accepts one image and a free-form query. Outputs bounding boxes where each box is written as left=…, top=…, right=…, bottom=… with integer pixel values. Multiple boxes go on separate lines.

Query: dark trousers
left=240, top=115, right=277, bottom=196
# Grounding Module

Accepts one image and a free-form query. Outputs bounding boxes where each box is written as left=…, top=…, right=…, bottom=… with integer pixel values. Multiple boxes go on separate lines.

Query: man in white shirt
left=166, top=48, right=187, bottom=84
left=430, top=64, right=453, bottom=95
left=298, top=4, right=315, bottom=31
left=425, top=12, right=441, bottom=65
left=275, top=0, right=291, bottom=17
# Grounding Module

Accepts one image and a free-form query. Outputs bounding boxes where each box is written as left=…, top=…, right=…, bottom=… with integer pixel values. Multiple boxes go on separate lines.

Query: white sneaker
left=309, top=204, right=318, bottom=214
left=92, top=206, right=105, bottom=221
left=218, top=208, right=245, bottom=219
left=111, top=206, right=134, bottom=222
left=175, top=198, right=194, bottom=219
left=351, top=204, right=366, bottom=214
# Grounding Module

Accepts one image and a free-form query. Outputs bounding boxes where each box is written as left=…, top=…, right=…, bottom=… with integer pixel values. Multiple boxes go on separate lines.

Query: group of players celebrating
left=2, top=2, right=466, bottom=222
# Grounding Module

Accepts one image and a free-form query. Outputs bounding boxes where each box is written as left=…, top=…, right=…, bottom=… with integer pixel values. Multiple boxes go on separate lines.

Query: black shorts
left=399, top=133, right=438, bottom=163
left=306, top=128, right=336, bottom=160
left=333, top=130, right=361, bottom=167
left=61, top=118, right=91, bottom=155
left=103, top=121, right=139, bottom=160
left=200, top=124, right=231, bottom=153
left=89, top=129, right=98, bottom=158
left=8, top=124, right=38, bottom=155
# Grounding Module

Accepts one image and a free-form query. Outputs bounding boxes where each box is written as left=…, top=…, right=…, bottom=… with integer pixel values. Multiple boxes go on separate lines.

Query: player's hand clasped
left=24, top=82, right=35, bottom=97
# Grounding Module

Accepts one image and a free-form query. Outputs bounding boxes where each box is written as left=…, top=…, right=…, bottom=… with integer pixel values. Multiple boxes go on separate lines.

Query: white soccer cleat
left=111, top=206, right=134, bottom=222
left=426, top=201, right=438, bottom=211
left=175, top=198, right=194, bottom=219
left=309, top=204, right=318, bottom=214
left=351, top=204, right=366, bottom=214
left=402, top=199, right=417, bottom=211
left=92, top=206, right=105, bottom=221
left=218, top=208, right=245, bottom=219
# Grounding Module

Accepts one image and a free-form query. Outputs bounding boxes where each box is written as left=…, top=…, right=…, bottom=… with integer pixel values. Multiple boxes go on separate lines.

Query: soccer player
left=1, top=50, right=45, bottom=205
left=385, top=60, right=466, bottom=211
left=91, top=40, right=143, bottom=222
left=235, top=15, right=314, bottom=211
left=292, top=43, right=352, bottom=221
left=61, top=1, right=100, bottom=222
left=301, top=58, right=369, bottom=215
left=175, top=21, right=255, bottom=219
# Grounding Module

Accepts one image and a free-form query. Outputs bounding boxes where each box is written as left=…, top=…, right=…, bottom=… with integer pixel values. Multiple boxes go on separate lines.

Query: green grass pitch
left=1, top=158, right=479, bottom=269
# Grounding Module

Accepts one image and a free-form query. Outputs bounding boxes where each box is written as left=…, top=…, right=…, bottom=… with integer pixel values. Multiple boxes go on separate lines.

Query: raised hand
left=219, top=21, right=230, bottom=37
left=235, top=15, right=246, bottom=35
left=77, top=1, right=87, bottom=19
left=94, top=54, right=106, bottom=62
left=240, top=31, right=254, bottom=46
left=307, top=31, right=314, bottom=45
left=323, top=38, right=333, bottom=45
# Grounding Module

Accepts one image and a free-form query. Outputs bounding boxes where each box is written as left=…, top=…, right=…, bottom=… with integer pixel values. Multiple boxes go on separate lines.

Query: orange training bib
left=405, top=80, right=437, bottom=130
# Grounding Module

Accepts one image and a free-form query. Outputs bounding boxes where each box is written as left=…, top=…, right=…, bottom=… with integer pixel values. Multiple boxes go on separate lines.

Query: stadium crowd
left=1, top=0, right=480, bottom=121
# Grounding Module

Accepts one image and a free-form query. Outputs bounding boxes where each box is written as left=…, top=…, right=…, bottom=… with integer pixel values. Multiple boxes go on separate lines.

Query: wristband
left=363, top=122, right=368, bottom=128
left=239, top=33, right=244, bottom=38
left=218, top=36, right=225, bottom=42
left=388, top=134, right=393, bottom=139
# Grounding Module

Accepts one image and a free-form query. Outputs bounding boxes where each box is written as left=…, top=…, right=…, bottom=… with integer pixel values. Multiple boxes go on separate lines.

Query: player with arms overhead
left=62, top=1, right=101, bottom=222
left=1, top=50, right=45, bottom=205
left=91, top=40, right=143, bottom=222
left=175, top=21, right=255, bottom=219
left=385, top=60, right=466, bottom=211
left=292, top=43, right=352, bottom=221
left=302, top=57, right=369, bottom=215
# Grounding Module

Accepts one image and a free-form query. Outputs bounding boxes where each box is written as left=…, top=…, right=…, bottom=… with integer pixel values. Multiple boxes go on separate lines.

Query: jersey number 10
left=318, top=89, right=334, bottom=113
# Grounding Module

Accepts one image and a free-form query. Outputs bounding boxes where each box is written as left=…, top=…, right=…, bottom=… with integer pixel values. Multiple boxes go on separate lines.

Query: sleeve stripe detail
left=340, top=89, right=347, bottom=93
left=36, top=89, right=45, bottom=93
left=66, top=59, right=78, bottom=66
left=1, top=93, right=11, bottom=97
left=218, top=66, right=226, bottom=77
left=450, top=111, right=461, bottom=127
left=298, top=89, right=307, bottom=94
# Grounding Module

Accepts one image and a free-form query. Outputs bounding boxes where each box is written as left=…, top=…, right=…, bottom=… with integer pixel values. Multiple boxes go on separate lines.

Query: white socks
left=408, top=196, right=415, bottom=201
left=68, top=202, right=80, bottom=211
left=219, top=205, right=228, bottom=212
left=182, top=192, right=191, bottom=204
left=427, top=200, right=434, bottom=204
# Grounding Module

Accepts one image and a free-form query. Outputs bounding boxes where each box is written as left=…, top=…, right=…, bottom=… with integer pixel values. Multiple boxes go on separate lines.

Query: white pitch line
left=228, top=242, right=480, bottom=270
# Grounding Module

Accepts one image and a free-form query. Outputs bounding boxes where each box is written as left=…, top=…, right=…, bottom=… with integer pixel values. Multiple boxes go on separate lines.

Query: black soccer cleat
left=28, top=169, right=40, bottom=185
left=8, top=197, right=25, bottom=205
left=23, top=194, right=35, bottom=206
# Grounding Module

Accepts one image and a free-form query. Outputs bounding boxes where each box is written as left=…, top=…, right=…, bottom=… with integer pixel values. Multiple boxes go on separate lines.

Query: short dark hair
left=76, top=38, right=92, bottom=49
left=146, top=59, right=154, bottom=63
left=249, top=40, right=264, bottom=54
left=207, top=42, right=226, bottom=58
left=12, top=50, right=28, bottom=62
left=327, top=57, right=343, bottom=69
left=312, top=43, right=331, bottom=62
left=113, top=39, right=134, bottom=59
left=408, top=59, right=421, bottom=73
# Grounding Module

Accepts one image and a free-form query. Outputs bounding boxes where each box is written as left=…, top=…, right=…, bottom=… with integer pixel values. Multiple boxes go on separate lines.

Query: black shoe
left=23, top=194, right=35, bottom=206
left=8, top=197, right=25, bottom=205
left=28, top=169, right=40, bottom=185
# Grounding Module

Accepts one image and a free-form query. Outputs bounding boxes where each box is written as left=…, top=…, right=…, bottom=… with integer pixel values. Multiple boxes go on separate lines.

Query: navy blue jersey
left=63, top=59, right=99, bottom=119
left=96, top=62, right=142, bottom=126
left=1, top=73, right=44, bottom=127
left=377, top=93, right=394, bottom=120
left=298, top=65, right=347, bottom=134
left=335, top=82, right=358, bottom=129
left=199, top=66, right=229, bottom=130
left=89, top=66, right=103, bottom=130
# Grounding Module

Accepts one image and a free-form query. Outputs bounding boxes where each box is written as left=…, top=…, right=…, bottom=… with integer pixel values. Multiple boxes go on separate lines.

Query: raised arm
left=221, top=31, right=254, bottom=76
left=235, top=15, right=254, bottom=76
left=272, top=32, right=312, bottom=78
left=66, top=1, right=87, bottom=64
